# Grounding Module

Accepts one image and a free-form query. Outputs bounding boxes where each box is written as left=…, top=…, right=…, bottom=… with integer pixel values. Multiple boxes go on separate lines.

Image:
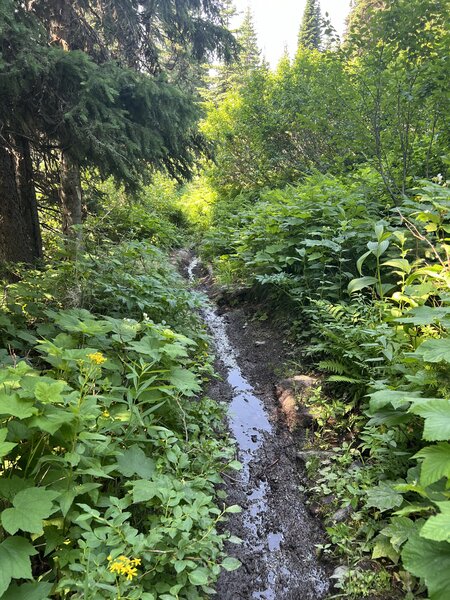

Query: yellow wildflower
left=108, top=555, right=140, bottom=581
left=87, top=352, right=107, bottom=365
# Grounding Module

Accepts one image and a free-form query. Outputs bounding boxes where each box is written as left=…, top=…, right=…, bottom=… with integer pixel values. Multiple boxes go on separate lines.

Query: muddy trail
left=186, top=258, right=331, bottom=600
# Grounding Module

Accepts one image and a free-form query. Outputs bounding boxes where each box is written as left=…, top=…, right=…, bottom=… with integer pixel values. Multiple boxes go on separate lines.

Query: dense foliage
left=1, top=0, right=449, bottom=598
left=0, top=222, right=242, bottom=598
left=0, top=0, right=235, bottom=262
left=178, top=0, right=450, bottom=598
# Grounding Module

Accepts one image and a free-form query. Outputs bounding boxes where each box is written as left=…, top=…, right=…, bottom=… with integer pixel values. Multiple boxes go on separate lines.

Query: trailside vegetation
left=180, top=0, right=450, bottom=598
left=1, top=0, right=449, bottom=598
left=0, top=229, right=242, bottom=598
left=0, top=1, right=243, bottom=598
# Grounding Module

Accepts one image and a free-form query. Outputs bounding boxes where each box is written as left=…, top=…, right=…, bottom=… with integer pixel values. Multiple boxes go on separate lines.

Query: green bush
left=0, top=240, right=241, bottom=599
left=84, top=174, right=187, bottom=249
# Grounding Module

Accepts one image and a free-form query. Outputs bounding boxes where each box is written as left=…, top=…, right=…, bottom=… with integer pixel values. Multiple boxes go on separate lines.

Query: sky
left=233, top=0, right=353, bottom=67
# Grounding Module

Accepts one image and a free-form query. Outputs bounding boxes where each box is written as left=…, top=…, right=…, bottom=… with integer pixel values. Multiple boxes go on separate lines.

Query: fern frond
left=328, top=375, right=363, bottom=384
left=319, top=360, right=348, bottom=374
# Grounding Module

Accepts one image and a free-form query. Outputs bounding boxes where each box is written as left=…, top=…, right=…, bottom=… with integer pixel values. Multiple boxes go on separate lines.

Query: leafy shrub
left=0, top=240, right=241, bottom=598
left=202, top=174, right=450, bottom=598
left=201, top=173, right=382, bottom=305
left=84, top=174, right=186, bottom=249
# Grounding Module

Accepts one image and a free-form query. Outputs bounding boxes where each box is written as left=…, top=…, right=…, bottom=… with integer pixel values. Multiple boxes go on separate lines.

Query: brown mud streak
left=185, top=256, right=331, bottom=600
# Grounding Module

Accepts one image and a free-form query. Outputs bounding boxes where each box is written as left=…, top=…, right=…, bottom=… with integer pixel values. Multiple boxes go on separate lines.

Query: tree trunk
left=59, top=151, right=83, bottom=245
left=0, top=139, right=42, bottom=264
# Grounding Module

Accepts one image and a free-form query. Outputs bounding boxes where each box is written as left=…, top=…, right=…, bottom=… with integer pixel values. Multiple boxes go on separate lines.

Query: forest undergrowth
left=188, top=174, right=450, bottom=600
left=1, top=0, right=449, bottom=599
left=0, top=192, right=242, bottom=599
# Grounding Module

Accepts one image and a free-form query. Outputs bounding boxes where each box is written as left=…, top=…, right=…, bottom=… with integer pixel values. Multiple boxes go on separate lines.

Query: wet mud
left=187, top=258, right=331, bottom=600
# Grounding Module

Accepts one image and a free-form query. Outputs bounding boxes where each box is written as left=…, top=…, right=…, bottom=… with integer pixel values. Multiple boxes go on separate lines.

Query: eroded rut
left=187, top=258, right=330, bottom=600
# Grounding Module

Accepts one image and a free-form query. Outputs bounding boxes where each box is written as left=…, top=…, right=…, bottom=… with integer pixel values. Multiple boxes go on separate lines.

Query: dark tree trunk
left=59, top=151, right=83, bottom=243
left=0, top=139, right=42, bottom=264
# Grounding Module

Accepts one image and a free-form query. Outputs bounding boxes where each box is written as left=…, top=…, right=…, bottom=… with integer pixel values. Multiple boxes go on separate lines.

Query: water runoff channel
left=187, top=258, right=329, bottom=600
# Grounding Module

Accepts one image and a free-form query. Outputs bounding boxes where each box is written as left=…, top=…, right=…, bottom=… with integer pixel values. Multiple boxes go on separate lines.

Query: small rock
left=251, top=434, right=258, bottom=443
left=322, top=494, right=336, bottom=506
left=331, top=505, right=354, bottom=523
left=255, top=340, right=266, bottom=346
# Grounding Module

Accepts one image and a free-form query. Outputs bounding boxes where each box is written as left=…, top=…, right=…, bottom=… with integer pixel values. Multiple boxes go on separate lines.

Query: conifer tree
left=298, top=0, right=322, bottom=50
left=0, top=0, right=236, bottom=262
left=210, top=8, right=263, bottom=101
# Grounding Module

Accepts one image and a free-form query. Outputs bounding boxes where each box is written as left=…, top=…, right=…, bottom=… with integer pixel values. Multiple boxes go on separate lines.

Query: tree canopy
left=0, top=0, right=236, bottom=261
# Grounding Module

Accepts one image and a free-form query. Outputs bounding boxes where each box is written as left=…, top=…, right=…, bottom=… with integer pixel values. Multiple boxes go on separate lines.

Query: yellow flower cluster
left=87, top=352, right=107, bottom=365
left=108, top=555, right=141, bottom=581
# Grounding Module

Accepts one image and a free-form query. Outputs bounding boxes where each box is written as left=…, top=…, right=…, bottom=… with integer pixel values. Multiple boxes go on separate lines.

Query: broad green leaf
left=2, top=488, right=59, bottom=535
left=371, top=535, right=399, bottom=563
left=0, top=429, right=16, bottom=459
left=0, top=536, right=36, bottom=596
left=0, top=477, right=32, bottom=502
left=27, top=406, right=75, bottom=435
left=414, top=443, right=450, bottom=487
left=348, top=276, right=378, bottom=294
left=161, top=342, right=189, bottom=359
left=413, top=338, right=450, bottom=363
left=366, top=481, right=403, bottom=512
left=130, top=478, right=172, bottom=503
left=395, top=482, right=427, bottom=498
left=116, top=445, right=155, bottom=479
left=1, top=581, right=53, bottom=600
left=367, top=239, right=389, bottom=257
left=221, top=557, right=241, bottom=572
left=105, top=317, right=140, bottom=342
left=48, top=309, right=112, bottom=335
left=396, top=306, right=450, bottom=326
left=34, top=380, right=67, bottom=403
left=402, top=532, right=450, bottom=600
left=0, top=393, right=36, bottom=419
left=381, top=258, right=412, bottom=274
left=168, top=367, right=200, bottom=395
left=420, top=502, right=450, bottom=542
left=368, top=389, right=415, bottom=413
left=381, top=517, right=418, bottom=551
left=409, top=400, right=450, bottom=441
left=394, top=503, right=434, bottom=517
left=127, top=337, right=160, bottom=360
left=188, top=567, right=209, bottom=586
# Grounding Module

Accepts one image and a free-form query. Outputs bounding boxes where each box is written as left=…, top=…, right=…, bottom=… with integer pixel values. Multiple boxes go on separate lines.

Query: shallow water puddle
left=188, top=257, right=329, bottom=599
left=188, top=259, right=283, bottom=596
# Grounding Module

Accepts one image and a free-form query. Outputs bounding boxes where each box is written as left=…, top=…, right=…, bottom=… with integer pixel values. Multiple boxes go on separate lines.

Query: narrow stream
left=187, top=257, right=329, bottom=600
